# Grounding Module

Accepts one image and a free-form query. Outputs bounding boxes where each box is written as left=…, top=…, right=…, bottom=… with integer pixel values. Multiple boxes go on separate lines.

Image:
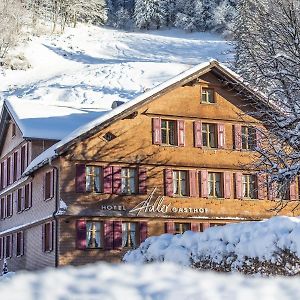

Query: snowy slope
left=124, top=216, right=300, bottom=275
left=1, top=262, right=300, bottom=300
left=0, top=24, right=230, bottom=110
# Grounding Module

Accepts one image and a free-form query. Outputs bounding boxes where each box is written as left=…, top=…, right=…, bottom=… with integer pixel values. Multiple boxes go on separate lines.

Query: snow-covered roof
left=5, top=99, right=109, bottom=140
left=24, top=60, right=259, bottom=175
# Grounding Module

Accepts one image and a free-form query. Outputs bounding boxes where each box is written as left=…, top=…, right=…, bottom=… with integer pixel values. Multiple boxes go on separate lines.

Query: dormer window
left=12, top=123, right=16, bottom=138
left=201, top=88, right=215, bottom=103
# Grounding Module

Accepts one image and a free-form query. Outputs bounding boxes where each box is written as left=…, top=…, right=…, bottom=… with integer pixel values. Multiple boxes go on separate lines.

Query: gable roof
left=0, top=99, right=109, bottom=143
left=24, top=59, right=268, bottom=175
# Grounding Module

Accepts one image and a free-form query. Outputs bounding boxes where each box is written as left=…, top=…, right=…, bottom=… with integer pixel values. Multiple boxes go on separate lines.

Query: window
left=202, top=123, right=217, bottom=148
left=173, top=170, right=188, bottom=197
left=11, top=123, right=16, bottom=137
left=175, top=223, right=191, bottom=234
left=0, top=198, right=5, bottom=219
left=208, top=172, right=223, bottom=198
left=201, top=88, right=215, bottom=103
left=6, top=194, right=12, bottom=218
left=242, top=174, right=257, bottom=199
left=16, top=231, right=24, bottom=257
left=241, top=126, right=257, bottom=150
left=86, top=166, right=102, bottom=193
left=86, top=221, right=103, bottom=249
left=6, top=157, right=11, bottom=186
left=121, top=168, right=137, bottom=194
left=43, top=222, right=53, bottom=252
left=24, top=184, right=31, bottom=210
left=161, top=120, right=177, bottom=146
left=44, top=171, right=53, bottom=200
left=21, top=145, right=26, bottom=174
left=122, top=222, right=138, bottom=248
left=5, top=235, right=12, bottom=258
left=13, top=152, right=18, bottom=182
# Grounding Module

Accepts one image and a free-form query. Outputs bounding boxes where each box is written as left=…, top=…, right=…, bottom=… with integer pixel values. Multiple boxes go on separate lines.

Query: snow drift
left=1, top=262, right=300, bottom=300
left=124, top=216, right=300, bottom=275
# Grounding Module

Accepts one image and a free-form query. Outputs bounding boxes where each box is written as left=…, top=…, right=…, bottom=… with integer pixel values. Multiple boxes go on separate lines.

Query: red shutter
left=202, top=222, right=210, bottom=231
left=49, top=222, right=54, bottom=251
left=103, top=166, right=113, bottom=194
left=152, top=118, right=162, bottom=145
left=177, top=120, right=185, bottom=147
left=223, top=172, right=231, bottom=199
left=75, top=164, right=86, bottom=193
left=50, top=170, right=54, bottom=198
left=194, top=121, right=202, bottom=148
left=165, top=222, right=175, bottom=234
left=10, top=155, right=14, bottom=184
left=29, top=182, right=32, bottom=208
left=164, top=169, right=173, bottom=197
left=138, top=167, right=147, bottom=195
left=0, top=237, right=3, bottom=259
left=140, top=222, right=148, bottom=243
left=257, top=174, right=265, bottom=200
left=113, top=166, right=122, bottom=194
left=3, top=159, right=6, bottom=188
left=27, top=141, right=32, bottom=166
left=235, top=172, right=243, bottom=199
left=21, top=186, right=25, bottom=211
left=42, top=224, right=45, bottom=252
left=20, top=231, right=24, bottom=256
left=9, top=234, right=13, bottom=258
left=201, top=170, right=208, bottom=198
left=191, top=223, right=201, bottom=232
left=9, top=194, right=13, bottom=217
left=113, top=221, right=122, bottom=249
left=17, top=148, right=21, bottom=179
left=268, top=182, right=276, bottom=200
left=76, top=220, right=86, bottom=250
left=189, top=170, right=198, bottom=197
left=217, top=124, right=225, bottom=149
left=24, top=143, right=28, bottom=169
left=104, top=221, right=114, bottom=250
left=290, top=180, right=297, bottom=201
left=234, top=125, right=242, bottom=150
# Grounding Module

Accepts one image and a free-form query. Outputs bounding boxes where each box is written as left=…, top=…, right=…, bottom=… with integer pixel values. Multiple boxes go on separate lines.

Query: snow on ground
left=0, top=24, right=230, bottom=110
left=1, top=262, right=300, bottom=300
left=124, top=216, right=300, bottom=274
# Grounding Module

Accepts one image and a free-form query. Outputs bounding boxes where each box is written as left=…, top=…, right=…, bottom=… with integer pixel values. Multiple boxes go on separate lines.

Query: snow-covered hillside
left=1, top=262, right=300, bottom=300
left=0, top=24, right=230, bottom=110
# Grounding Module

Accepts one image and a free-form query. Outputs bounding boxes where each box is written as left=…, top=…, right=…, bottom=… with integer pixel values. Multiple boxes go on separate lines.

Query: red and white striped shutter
left=113, top=221, right=122, bottom=249
left=152, top=118, right=162, bottom=145
left=257, top=174, right=265, bottom=200
left=202, top=223, right=210, bottom=231
left=256, top=128, right=262, bottom=148
left=217, top=124, right=225, bottom=149
left=189, top=170, right=198, bottom=197
left=104, top=221, right=114, bottom=250
left=139, top=222, right=148, bottom=243
left=200, top=170, right=208, bottom=198
left=234, top=125, right=242, bottom=150
left=191, top=223, right=201, bottom=232
left=223, top=172, right=231, bottom=199
left=113, top=166, right=122, bottom=194
left=290, top=180, right=297, bottom=201
left=76, top=220, right=86, bottom=250
left=177, top=120, right=185, bottom=147
left=21, top=187, right=25, bottom=211
left=268, top=182, right=276, bottom=200
left=165, top=222, right=175, bottom=234
left=103, top=166, right=113, bottom=194
left=138, top=167, right=147, bottom=195
left=9, top=194, right=13, bottom=217
left=24, top=143, right=28, bottom=169
left=164, top=169, right=173, bottom=197
left=194, top=121, right=202, bottom=148
left=235, top=172, right=243, bottom=199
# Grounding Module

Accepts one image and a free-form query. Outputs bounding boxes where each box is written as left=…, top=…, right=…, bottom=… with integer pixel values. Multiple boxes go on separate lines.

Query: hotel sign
left=100, top=188, right=208, bottom=216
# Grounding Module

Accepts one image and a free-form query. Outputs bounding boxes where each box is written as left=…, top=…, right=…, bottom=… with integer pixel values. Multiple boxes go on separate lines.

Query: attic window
left=12, top=123, right=16, bottom=138
left=201, top=88, right=215, bottom=104
left=103, top=132, right=116, bottom=142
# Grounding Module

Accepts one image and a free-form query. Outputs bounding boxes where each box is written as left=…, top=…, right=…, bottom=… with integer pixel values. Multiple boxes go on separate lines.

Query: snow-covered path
left=0, top=25, right=230, bottom=109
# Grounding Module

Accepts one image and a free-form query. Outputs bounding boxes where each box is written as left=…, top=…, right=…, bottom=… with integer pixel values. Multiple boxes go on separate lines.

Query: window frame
left=5, top=194, right=12, bottom=218
left=173, top=170, right=189, bottom=197
left=161, top=119, right=178, bottom=146
left=44, top=171, right=53, bottom=201
left=0, top=197, right=5, bottom=220
left=242, top=174, right=257, bottom=199
left=16, top=231, right=24, bottom=257
left=121, top=222, right=139, bottom=249
left=208, top=172, right=223, bottom=198
left=121, top=168, right=137, bottom=195
left=85, top=165, right=102, bottom=193
left=202, top=123, right=218, bottom=148
left=43, top=222, right=53, bottom=252
left=174, top=223, right=191, bottom=234
left=241, top=126, right=257, bottom=151
left=5, top=235, right=12, bottom=259
left=201, top=87, right=215, bottom=104
left=11, top=123, right=16, bottom=138
left=85, top=221, right=104, bottom=249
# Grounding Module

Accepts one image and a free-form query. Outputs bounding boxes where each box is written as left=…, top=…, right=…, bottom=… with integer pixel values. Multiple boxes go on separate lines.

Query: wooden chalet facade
left=1, top=60, right=300, bottom=272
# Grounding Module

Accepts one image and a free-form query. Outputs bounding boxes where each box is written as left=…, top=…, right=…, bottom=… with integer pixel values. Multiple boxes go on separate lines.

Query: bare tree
left=232, top=0, right=300, bottom=200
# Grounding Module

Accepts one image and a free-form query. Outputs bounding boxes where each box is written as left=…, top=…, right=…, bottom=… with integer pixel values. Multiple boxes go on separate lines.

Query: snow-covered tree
left=233, top=0, right=300, bottom=203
